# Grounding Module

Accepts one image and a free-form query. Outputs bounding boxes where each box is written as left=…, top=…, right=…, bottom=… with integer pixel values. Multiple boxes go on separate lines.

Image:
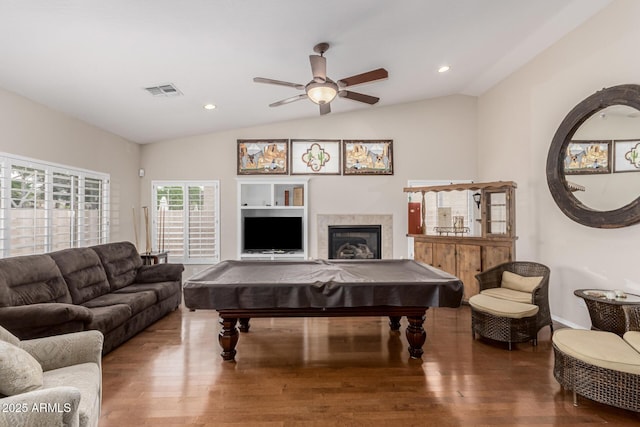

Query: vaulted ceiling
left=0, top=0, right=610, bottom=143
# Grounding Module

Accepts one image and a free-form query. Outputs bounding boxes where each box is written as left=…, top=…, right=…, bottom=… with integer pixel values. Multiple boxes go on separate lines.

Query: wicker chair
left=553, top=306, right=640, bottom=411
left=471, top=261, right=552, bottom=349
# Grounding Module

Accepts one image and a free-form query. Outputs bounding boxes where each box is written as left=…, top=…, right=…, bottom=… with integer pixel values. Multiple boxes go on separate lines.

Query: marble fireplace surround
left=317, top=214, right=393, bottom=259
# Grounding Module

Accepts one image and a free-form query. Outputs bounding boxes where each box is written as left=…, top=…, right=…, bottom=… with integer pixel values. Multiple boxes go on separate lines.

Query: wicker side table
left=574, top=289, right=640, bottom=336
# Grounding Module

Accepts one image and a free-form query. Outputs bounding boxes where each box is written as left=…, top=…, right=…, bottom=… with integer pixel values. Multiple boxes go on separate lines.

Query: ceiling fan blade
left=337, top=68, right=388, bottom=88
left=319, top=102, right=331, bottom=115
left=338, top=90, right=380, bottom=105
left=269, top=94, right=308, bottom=107
left=253, top=77, right=305, bottom=90
left=309, top=55, right=327, bottom=83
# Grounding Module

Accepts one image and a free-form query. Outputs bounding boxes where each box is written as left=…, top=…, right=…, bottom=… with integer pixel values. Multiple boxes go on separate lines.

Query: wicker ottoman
left=552, top=328, right=640, bottom=411
left=469, top=294, right=539, bottom=350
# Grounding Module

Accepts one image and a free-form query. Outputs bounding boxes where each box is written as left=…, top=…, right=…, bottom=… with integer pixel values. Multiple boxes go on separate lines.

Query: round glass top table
left=574, top=289, right=640, bottom=336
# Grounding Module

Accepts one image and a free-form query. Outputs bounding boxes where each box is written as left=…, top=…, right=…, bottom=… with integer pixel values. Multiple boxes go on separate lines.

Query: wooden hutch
left=403, top=181, right=517, bottom=300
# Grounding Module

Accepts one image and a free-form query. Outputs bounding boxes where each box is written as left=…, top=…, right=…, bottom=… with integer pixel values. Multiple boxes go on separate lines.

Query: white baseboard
left=552, top=315, right=588, bottom=330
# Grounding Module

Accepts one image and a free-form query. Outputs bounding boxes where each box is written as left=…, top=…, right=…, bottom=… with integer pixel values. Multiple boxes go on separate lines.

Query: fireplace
left=328, top=225, right=382, bottom=259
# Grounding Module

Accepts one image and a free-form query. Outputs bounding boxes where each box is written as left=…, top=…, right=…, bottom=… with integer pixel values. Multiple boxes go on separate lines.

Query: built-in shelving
left=237, top=178, right=309, bottom=260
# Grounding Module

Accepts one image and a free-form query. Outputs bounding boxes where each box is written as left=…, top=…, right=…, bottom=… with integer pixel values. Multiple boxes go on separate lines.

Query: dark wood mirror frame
left=546, top=84, right=640, bottom=228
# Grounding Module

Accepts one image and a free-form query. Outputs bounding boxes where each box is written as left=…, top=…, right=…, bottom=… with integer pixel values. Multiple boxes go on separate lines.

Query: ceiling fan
left=253, top=42, right=388, bottom=115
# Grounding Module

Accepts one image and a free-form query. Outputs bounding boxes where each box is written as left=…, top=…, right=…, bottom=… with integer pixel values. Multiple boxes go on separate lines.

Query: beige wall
left=0, top=87, right=141, bottom=242
left=141, top=95, right=478, bottom=270
left=477, top=0, right=640, bottom=328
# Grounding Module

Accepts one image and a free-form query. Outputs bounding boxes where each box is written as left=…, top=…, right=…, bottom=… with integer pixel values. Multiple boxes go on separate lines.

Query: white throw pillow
left=0, top=341, right=43, bottom=396
left=501, top=271, right=543, bottom=293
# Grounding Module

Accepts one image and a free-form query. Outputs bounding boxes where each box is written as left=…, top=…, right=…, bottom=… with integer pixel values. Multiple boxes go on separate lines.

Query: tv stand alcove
left=237, top=177, right=309, bottom=260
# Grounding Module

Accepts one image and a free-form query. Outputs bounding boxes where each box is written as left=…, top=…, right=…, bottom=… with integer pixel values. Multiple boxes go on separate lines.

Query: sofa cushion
left=0, top=324, right=20, bottom=346
left=501, top=271, right=543, bottom=293
left=84, top=304, right=131, bottom=334
left=0, top=340, right=43, bottom=396
left=82, top=291, right=157, bottom=316
left=114, top=281, right=181, bottom=302
left=0, top=255, right=71, bottom=307
left=43, top=362, right=101, bottom=427
left=469, top=294, right=538, bottom=319
left=553, top=329, right=640, bottom=375
left=50, top=247, right=111, bottom=304
left=91, top=242, right=143, bottom=290
left=481, top=287, right=532, bottom=304
left=623, top=331, right=640, bottom=353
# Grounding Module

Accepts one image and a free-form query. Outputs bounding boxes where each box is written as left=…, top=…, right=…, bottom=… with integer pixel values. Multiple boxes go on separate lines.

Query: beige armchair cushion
left=553, top=329, right=640, bottom=375
left=480, top=287, right=532, bottom=304
left=623, top=331, right=640, bottom=353
left=0, top=340, right=43, bottom=396
left=468, top=294, right=538, bottom=319
left=501, top=271, right=543, bottom=293
left=43, top=363, right=101, bottom=427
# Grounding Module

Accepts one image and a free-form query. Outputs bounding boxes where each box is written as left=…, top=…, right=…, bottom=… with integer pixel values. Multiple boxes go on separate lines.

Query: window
left=0, top=153, right=110, bottom=257
left=152, top=181, right=220, bottom=264
left=407, top=180, right=477, bottom=236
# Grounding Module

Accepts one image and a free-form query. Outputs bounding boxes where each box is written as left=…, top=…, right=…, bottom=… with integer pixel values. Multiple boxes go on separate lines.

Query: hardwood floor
left=100, top=305, right=640, bottom=426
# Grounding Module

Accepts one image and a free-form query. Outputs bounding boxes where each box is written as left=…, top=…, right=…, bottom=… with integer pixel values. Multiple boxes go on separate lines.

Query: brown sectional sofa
left=0, top=241, right=183, bottom=354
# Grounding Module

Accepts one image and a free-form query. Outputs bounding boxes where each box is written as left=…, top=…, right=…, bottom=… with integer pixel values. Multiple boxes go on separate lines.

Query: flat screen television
left=243, top=216, right=303, bottom=252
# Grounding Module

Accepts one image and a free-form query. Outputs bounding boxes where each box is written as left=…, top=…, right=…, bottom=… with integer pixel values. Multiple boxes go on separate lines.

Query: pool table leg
left=388, top=316, right=401, bottom=331
left=218, top=317, right=239, bottom=361
left=406, top=312, right=427, bottom=359
left=239, top=317, right=251, bottom=332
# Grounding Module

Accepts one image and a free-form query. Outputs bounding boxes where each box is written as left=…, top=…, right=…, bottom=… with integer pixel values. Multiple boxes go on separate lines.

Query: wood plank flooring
left=100, top=305, right=640, bottom=426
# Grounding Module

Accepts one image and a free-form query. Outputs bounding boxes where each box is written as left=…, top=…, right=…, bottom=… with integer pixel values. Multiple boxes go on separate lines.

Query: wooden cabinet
left=404, top=181, right=516, bottom=300
left=456, top=244, right=481, bottom=299
left=413, top=236, right=512, bottom=299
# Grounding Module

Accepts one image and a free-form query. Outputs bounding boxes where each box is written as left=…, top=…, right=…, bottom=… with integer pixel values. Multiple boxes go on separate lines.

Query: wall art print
left=613, top=139, right=640, bottom=173
left=237, top=139, right=289, bottom=175
left=342, top=140, right=393, bottom=175
left=290, top=139, right=341, bottom=175
left=563, top=140, right=611, bottom=175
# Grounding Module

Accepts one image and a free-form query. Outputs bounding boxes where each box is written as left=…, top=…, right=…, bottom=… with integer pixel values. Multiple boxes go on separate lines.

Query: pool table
left=183, top=259, right=463, bottom=360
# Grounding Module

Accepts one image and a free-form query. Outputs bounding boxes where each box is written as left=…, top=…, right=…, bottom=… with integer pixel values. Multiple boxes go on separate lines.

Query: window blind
left=152, top=181, right=219, bottom=264
left=0, top=153, right=110, bottom=257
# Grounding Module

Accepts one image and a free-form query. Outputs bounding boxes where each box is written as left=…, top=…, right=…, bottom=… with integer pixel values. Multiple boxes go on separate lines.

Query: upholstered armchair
left=0, top=325, right=103, bottom=427
left=469, top=261, right=552, bottom=349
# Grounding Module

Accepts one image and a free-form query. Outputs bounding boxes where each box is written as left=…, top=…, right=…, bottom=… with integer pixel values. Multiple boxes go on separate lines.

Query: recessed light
left=438, top=65, right=451, bottom=73
left=203, top=104, right=216, bottom=110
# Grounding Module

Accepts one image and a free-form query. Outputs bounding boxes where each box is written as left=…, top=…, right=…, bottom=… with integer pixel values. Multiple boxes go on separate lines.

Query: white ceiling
left=0, top=0, right=611, bottom=144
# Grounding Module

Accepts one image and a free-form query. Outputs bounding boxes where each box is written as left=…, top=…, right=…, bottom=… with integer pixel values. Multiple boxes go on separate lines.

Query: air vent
left=144, top=83, right=183, bottom=97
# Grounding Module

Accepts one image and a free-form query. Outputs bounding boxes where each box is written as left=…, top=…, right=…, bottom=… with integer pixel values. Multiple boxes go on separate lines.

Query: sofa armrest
left=0, top=386, right=80, bottom=427
left=0, top=304, right=93, bottom=339
left=135, top=263, right=184, bottom=283
left=20, top=330, right=104, bottom=372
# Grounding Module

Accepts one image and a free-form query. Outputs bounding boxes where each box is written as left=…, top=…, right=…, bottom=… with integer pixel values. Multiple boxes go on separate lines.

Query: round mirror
left=546, top=84, right=640, bottom=228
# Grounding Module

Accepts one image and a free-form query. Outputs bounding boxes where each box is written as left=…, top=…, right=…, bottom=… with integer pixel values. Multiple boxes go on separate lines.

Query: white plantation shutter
left=152, top=181, right=219, bottom=264
left=80, top=177, right=108, bottom=246
left=0, top=153, right=109, bottom=258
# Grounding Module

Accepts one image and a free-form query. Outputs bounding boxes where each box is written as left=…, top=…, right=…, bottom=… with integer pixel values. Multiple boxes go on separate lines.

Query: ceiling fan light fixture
left=306, top=81, right=338, bottom=105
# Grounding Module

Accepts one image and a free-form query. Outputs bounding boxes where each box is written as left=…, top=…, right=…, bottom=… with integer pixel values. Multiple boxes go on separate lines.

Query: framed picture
left=342, top=140, right=393, bottom=175
left=613, top=139, right=640, bottom=173
left=563, top=140, right=611, bottom=175
left=237, top=139, right=289, bottom=175
left=290, top=139, right=341, bottom=175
